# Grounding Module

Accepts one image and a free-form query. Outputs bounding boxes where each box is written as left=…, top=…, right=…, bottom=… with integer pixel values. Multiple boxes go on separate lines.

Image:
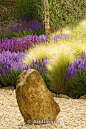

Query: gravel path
left=0, top=88, right=86, bottom=129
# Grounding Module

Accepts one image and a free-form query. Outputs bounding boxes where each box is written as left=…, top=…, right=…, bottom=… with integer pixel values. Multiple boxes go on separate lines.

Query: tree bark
left=44, top=0, right=51, bottom=43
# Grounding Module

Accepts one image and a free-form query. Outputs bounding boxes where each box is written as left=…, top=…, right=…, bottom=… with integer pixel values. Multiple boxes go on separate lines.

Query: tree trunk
left=44, top=0, right=51, bottom=43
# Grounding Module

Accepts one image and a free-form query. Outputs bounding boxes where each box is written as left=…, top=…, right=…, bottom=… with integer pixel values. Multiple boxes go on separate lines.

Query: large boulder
left=16, top=69, right=60, bottom=125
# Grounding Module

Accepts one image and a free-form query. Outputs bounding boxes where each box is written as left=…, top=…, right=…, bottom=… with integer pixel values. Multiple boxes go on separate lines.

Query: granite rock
left=16, top=69, right=60, bottom=125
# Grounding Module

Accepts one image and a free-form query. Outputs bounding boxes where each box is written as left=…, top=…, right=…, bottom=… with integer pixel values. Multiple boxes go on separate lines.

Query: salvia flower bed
left=0, top=34, right=68, bottom=53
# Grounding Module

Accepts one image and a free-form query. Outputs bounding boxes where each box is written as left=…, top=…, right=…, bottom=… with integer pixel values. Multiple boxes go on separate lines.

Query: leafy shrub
left=14, top=0, right=45, bottom=24
left=0, top=69, right=21, bottom=89
left=65, top=51, right=86, bottom=99
left=69, top=39, right=86, bottom=59
left=0, top=7, right=19, bottom=22
left=49, top=0, right=86, bottom=33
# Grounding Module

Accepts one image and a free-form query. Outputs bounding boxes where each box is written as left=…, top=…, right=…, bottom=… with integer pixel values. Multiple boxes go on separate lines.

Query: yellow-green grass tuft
left=45, top=44, right=74, bottom=94
left=22, top=41, right=60, bottom=67
left=69, top=19, right=86, bottom=40
left=21, top=18, right=86, bottom=95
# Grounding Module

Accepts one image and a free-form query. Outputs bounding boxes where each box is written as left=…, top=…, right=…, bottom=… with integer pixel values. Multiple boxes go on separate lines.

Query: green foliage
left=0, top=14, right=45, bottom=39
left=42, top=72, right=51, bottom=88
left=2, top=28, right=33, bottom=39
left=49, top=0, right=86, bottom=33
left=67, top=70, right=86, bottom=99
left=0, top=6, right=20, bottom=22
left=14, top=0, right=45, bottom=23
left=35, top=0, right=45, bottom=24
left=0, top=69, right=21, bottom=89
left=0, top=7, right=11, bottom=22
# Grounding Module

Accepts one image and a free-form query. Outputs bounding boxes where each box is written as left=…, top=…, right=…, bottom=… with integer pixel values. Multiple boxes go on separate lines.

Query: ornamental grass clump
left=43, top=44, right=75, bottom=94
left=22, top=34, right=68, bottom=66
left=65, top=39, right=86, bottom=59
left=69, top=19, right=86, bottom=40
left=65, top=51, right=86, bottom=99
left=22, top=40, right=58, bottom=67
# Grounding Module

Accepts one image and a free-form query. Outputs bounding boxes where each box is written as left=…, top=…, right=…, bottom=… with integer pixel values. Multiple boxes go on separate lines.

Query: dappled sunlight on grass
left=69, top=39, right=86, bottom=58
left=22, top=41, right=60, bottom=66
left=21, top=18, right=86, bottom=95
left=46, top=44, right=74, bottom=70
left=69, top=19, right=86, bottom=39
left=45, top=44, right=74, bottom=94
left=56, top=38, right=86, bottom=59
left=22, top=18, right=86, bottom=71
left=50, top=19, right=86, bottom=42
left=48, top=19, right=86, bottom=61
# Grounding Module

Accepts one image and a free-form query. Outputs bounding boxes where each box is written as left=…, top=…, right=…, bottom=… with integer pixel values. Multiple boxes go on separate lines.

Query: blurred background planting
left=0, top=0, right=86, bottom=39
left=0, top=0, right=86, bottom=99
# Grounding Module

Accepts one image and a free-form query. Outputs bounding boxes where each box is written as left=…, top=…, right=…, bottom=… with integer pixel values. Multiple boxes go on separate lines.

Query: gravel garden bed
left=0, top=88, right=86, bottom=129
